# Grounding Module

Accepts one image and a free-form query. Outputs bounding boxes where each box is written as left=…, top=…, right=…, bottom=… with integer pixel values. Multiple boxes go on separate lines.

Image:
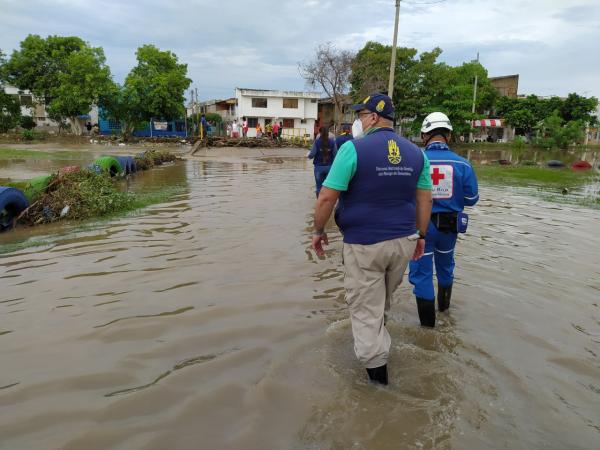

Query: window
left=251, top=98, right=267, bottom=108
left=19, top=95, right=33, bottom=106
left=283, top=118, right=294, bottom=128
left=300, top=119, right=307, bottom=124
left=283, top=98, right=298, bottom=109
left=247, top=117, right=258, bottom=127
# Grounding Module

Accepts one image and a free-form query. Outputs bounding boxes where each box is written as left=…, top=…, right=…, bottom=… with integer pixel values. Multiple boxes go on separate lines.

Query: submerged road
left=0, top=148, right=599, bottom=449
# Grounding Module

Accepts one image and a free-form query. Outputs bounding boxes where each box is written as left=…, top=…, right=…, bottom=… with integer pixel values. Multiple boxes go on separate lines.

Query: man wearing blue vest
left=311, top=93, right=433, bottom=385
left=409, top=112, right=479, bottom=327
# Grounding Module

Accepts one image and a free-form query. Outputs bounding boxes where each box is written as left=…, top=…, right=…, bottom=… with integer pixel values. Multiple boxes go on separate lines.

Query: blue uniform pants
left=409, top=222, right=457, bottom=301
left=314, top=165, right=331, bottom=197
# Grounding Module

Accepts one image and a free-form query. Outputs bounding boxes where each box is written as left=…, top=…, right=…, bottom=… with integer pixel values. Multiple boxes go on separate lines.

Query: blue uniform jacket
left=425, top=142, right=479, bottom=213
left=308, top=138, right=337, bottom=166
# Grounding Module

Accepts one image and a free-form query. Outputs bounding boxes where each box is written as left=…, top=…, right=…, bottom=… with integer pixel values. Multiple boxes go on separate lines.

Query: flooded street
left=1, top=148, right=599, bottom=449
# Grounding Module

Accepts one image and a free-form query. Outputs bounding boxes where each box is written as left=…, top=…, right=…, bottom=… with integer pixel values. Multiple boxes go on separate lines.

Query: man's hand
left=312, top=232, right=329, bottom=257
left=412, top=238, right=425, bottom=260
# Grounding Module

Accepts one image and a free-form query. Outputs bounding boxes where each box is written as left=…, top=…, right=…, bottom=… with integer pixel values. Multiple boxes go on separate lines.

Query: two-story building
left=234, top=88, right=320, bottom=138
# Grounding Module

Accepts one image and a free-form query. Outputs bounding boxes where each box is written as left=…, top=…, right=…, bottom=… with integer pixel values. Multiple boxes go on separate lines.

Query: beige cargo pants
left=343, top=236, right=417, bottom=369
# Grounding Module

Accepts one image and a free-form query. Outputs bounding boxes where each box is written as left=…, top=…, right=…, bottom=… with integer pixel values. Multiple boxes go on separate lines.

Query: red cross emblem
left=431, top=167, right=445, bottom=185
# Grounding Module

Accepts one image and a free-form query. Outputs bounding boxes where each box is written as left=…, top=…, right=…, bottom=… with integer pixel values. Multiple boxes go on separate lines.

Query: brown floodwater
left=1, top=148, right=599, bottom=449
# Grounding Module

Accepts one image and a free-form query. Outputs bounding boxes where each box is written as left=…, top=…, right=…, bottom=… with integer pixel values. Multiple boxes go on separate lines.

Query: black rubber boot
left=366, top=364, right=388, bottom=385
left=437, top=284, right=453, bottom=312
left=416, top=298, right=436, bottom=328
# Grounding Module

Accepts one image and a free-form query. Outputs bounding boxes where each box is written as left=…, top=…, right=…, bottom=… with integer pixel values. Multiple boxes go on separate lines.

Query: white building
left=235, top=88, right=319, bottom=138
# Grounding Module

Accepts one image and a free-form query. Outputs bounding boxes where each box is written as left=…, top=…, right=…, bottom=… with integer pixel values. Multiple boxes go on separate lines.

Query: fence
left=282, top=128, right=312, bottom=146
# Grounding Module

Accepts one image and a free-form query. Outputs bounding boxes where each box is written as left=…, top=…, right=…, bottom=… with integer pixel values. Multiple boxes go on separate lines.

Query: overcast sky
left=1, top=0, right=598, bottom=102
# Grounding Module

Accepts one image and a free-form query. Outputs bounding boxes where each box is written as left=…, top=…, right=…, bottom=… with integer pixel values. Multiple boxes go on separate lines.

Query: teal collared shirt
left=323, top=128, right=432, bottom=191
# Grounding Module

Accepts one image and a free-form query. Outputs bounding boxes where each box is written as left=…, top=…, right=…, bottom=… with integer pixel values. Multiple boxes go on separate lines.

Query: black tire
left=116, top=156, right=132, bottom=175
left=0, top=186, right=30, bottom=232
left=127, top=156, right=137, bottom=173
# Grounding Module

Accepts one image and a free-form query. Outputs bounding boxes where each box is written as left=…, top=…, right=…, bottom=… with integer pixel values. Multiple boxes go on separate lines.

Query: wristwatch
left=417, top=229, right=426, bottom=239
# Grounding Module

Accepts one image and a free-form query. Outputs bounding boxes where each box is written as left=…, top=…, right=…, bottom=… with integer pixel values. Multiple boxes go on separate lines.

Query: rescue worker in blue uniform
left=409, top=112, right=479, bottom=327
left=311, top=93, right=433, bottom=385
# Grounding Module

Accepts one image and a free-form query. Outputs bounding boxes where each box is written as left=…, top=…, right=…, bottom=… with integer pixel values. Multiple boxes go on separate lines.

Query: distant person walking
left=272, top=121, right=280, bottom=141
left=201, top=114, right=209, bottom=139
left=242, top=117, right=249, bottom=137
left=307, top=126, right=337, bottom=197
left=256, top=123, right=263, bottom=138
left=409, top=112, right=479, bottom=327
left=266, top=122, right=273, bottom=138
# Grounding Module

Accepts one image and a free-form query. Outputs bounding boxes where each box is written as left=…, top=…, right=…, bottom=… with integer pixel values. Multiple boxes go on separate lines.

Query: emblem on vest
left=387, top=139, right=401, bottom=164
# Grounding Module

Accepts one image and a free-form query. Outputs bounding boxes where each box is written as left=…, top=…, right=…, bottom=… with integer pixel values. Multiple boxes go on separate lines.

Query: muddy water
left=1, top=151, right=599, bottom=449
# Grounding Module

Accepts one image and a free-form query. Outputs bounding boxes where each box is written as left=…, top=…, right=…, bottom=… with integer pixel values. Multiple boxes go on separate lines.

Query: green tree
left=47, top=46, right=113, bottom=134
left=407, top=61, right=497, bottom=137
left=538, top=111, right=584, bottom=149
left=350, top=43, right=497, bottom=138
left=4, top=35, right=86, bottom=104
left=98, top=82, right=140, bottom=139
left=504, top=109, right=536, bottom=134
left=103, top=45, right=191, bottom=138
left=4, top=35, right=113, bottom=135
left=560, top=93, right=598, bottom=124
left=125, top=44, right=191, bottom=121
left=0, top=49, right=22, bottom=132
left=350, top=43, right=446, bottom=120
left=0, top=90, right=21, bottom=132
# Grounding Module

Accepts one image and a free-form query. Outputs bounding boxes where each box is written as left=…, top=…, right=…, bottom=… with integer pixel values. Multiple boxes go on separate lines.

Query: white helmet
left=421, top=112, right=453, bottom=133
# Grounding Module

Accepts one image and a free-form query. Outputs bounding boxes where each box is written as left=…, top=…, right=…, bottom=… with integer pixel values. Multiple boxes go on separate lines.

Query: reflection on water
left=0, top=155, right=599, bottom=449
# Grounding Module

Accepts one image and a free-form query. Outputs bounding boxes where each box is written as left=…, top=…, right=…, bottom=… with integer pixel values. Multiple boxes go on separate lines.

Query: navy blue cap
left=351, top=93, right=395, bottom=120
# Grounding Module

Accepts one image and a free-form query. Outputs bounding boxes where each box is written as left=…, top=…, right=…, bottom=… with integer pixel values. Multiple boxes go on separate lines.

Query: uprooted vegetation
left=15, top=150, right=180, bottom=226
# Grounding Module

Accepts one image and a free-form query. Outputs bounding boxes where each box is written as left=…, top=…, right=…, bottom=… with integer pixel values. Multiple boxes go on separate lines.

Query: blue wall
left=98, top=115, right=187, bottom=138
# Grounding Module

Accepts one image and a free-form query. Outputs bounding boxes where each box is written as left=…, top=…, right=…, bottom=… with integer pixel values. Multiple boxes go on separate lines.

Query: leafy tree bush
left=102, top=45, right=191, bottom=140
left=4, top=35, right=113, bottom=135
left=0, top=90, right=21, bottom=132
left=20, top=115, right=36, bottom=129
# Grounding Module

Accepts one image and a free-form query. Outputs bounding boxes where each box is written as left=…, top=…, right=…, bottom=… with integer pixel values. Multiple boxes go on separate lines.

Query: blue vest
left=335, top=128, right=424, bottom=245
left=336, top=134, right=353, bottom=149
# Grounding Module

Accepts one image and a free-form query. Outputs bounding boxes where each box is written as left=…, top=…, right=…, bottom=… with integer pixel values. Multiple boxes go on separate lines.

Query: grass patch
left=475, top=165, right=597, bottom=188
left=0, top=148, right=88, bottom=160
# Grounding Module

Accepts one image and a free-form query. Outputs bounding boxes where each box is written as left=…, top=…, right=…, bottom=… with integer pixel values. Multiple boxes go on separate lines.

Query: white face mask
left=352, top=118, right=364, bottom=139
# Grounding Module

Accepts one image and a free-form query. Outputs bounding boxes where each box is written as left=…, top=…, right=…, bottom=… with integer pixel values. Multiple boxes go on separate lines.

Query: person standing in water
left=307, top=126, right=337, bottom=197
left=408, top=112, right=479, bottom=327
left=311, top=93, right=432, bottom=385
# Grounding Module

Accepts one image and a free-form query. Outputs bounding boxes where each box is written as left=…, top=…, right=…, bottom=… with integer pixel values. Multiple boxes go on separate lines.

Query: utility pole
left=195, top=87, right=200, bottom=138
left=388, top=0, right=401, bottom=101
left=190, top=89, right=196, bottom=136
left=469, top=52, right=480, bottom=143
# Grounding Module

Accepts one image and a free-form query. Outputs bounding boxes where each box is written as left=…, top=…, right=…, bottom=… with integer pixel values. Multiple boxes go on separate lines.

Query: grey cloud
left=1, top=0, right=599, bottom=100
